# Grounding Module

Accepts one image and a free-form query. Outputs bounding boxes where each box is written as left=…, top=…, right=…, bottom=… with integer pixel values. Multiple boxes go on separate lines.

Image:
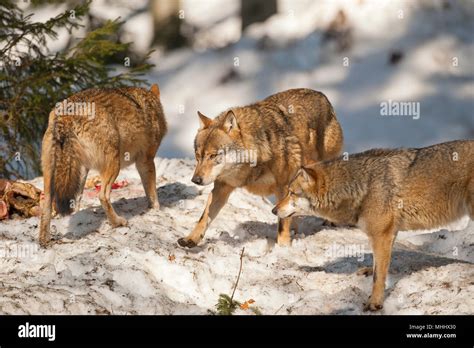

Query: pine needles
left=0, top=0, right=153, bottom=179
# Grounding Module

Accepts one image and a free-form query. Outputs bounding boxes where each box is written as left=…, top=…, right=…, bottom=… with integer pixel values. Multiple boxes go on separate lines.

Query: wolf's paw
left=356, top=267, right=373, bottom=277
left=177, top=238, right=198, bottom=248
left=148, top=200, right=160, bottom=210
left=111, top=216, right=128, bottom=228
left=276, top=237, right=292, bottom=247
left=321, top=219, right=337, bottom=228
left=363, top=299, right=383, bottom=312
left=39, top=238, right=51, bottom=249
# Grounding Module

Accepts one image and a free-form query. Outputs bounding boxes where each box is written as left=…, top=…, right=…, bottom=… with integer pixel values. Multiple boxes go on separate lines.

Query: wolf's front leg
left=277, top=217, right=292, bottom=246
left=275, top=189, right=292, bottom=246
left=178, top=181, right=234, bottom=248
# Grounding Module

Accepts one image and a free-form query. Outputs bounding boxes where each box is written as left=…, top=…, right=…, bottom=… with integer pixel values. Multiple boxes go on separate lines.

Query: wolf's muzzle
left=192, top=175, right=203, bottom=185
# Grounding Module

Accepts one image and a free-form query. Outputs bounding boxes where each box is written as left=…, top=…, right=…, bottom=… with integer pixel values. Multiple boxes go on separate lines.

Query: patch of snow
left=0, top=158, right=472, bottom=314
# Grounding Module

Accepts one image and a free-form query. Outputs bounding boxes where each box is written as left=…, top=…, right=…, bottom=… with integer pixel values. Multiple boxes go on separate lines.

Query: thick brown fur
left=273, top=140, right=474, bottom=311
left=39, top=84, right=167, bottom=247
left=178, top=88, right=343, bottom=248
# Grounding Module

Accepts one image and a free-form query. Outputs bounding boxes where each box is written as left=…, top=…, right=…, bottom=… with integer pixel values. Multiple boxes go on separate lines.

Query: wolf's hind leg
left=99, top=157, right=127, bottom=227
left=356, top=267, right=373, bottom=277
left=74, top=168, right=89, bottom=213
left=136, top=155, right=159, bottom=209
left=364, top=224, right=396, bottom=311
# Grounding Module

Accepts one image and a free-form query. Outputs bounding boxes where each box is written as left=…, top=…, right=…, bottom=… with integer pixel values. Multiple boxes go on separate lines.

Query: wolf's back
left=404, top=140, right=474, bottom=176
left=269, top=88, right=343, bottom=160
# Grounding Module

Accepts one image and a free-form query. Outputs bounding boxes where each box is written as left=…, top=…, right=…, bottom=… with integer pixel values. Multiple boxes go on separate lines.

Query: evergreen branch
left=0, top=0, right=152, bottom=178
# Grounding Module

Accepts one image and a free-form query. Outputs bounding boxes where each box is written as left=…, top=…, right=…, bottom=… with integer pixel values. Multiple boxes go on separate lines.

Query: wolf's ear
left=197, top=111, right=212, bottom=129
left=150, top=84, right=160, bottom=97
left=298, top=166, right=317, bottom=183
left=222, top=110, right=239, bottom=133
left=303, top=160, right=318, bottom=168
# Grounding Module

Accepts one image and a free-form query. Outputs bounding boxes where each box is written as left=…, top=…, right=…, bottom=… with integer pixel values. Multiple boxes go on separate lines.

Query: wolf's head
left=272, top=166, right=318, bottom=218
left=192, top=110, right=245, bottom=185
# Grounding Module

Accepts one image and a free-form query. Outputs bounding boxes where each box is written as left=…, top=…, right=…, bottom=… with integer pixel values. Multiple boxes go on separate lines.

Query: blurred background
left=1, top=0, right=473, bottom=178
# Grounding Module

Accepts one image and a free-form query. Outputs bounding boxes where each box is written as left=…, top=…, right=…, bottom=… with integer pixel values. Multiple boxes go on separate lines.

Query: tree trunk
left=150, top=0, right=186, bottom=49
left=241, top=0, right=277, bottom=32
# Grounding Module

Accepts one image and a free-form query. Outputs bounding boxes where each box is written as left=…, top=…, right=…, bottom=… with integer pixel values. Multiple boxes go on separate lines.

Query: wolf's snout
left=271, top=206, right=278, bottom=215
left=192, top=175, right=203, bottom=185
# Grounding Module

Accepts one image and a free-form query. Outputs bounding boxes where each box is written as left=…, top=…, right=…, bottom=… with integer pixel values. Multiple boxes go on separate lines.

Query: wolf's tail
left=322, top=105, right=344, bottom=160
left=49, top=113, right=84, bottom=215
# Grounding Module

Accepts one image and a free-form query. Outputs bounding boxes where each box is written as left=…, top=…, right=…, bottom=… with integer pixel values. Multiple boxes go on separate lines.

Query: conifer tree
left=0, top=0, right=153, bottom=179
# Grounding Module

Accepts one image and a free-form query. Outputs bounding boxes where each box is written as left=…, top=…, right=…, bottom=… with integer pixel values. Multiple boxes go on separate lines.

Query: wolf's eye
left=209, top=153, right=218, bottom=160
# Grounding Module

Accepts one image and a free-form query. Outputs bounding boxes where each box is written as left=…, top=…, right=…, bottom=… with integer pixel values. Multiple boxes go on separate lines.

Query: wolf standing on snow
left=39, top=84, right=167, bottom=247
left=178, top=88, right=343, bottom=248
left=272, top=140, right=474, bottom=310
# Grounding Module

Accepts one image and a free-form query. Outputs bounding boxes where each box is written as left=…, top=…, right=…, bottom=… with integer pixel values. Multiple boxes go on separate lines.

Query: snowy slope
left=0, top=158, right=472, bottom=315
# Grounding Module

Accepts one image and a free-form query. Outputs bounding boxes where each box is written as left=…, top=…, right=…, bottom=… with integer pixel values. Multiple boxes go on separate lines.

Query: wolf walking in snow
left=39, top=84, right=167, bottom=247
left=272, top=140, right=474, bottom=311
left=178, top=88, right=343, bottom=248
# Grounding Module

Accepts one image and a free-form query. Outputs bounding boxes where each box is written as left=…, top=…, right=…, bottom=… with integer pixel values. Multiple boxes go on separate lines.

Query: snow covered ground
left=0, top=158, right=472, bottom=315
